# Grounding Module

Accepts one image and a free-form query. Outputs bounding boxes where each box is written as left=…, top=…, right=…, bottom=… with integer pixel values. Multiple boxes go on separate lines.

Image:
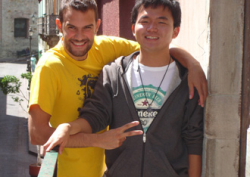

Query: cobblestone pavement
left=0, top=61, right=36, bottom=177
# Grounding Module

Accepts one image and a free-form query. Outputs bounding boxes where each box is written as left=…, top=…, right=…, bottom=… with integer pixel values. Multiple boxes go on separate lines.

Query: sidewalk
left=0, top=61, right=36, bottom=177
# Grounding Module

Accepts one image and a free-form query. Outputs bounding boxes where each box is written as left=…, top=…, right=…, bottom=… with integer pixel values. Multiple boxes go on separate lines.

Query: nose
left=74, top=30, right=84, bottom=40
left=147, top=22, right=158, bottom=32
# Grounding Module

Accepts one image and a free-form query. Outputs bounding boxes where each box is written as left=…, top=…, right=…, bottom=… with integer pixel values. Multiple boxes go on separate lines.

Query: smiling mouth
left=145, top=36, right=159, bottom=40
left=71, top=40, right=87, bottom=46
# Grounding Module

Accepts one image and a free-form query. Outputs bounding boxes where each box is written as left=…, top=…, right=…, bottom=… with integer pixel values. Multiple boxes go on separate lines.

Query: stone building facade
left=0, top=0, right=38, bottom=60
left=37, top=0, right=60, bottom=56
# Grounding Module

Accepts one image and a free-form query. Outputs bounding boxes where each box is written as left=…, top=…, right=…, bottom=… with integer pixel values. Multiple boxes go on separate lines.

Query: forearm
left=44, top=121, right=142, bottom=152
left=29, top=126, right=55, bottom=145
left=43, top=121, right=95, bottom=153
left=28, top=106, right=56, bottom=145
left=65, top=132, right=99, bottom=148
left=67, top=118, right=93, bottom=135
left=66, top=121, right=143, bottom=149
left=65, top=132, right=115, bottom=149
left=189, top=154, right=202, bottom=177
left=169, top=46, right=200, bottom=69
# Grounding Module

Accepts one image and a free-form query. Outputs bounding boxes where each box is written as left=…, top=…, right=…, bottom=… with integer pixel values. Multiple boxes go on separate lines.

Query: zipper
left=120, top=69, right=146, bottom=176
left=143, top=132, right=146, bottom=143
left=138, top=81, right=185, bottom=177
left=141, top=131, right=146, bottom=177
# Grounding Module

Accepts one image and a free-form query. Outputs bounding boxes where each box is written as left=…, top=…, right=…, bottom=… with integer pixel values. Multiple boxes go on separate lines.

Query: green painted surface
left=38, top=150, right=58, bottom=177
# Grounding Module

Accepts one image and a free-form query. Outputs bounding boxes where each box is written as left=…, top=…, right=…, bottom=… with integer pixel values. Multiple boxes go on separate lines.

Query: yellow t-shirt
left=29, top=35, right=139, bottom=177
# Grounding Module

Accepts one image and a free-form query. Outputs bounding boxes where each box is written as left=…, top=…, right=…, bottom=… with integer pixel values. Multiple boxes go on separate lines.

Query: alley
left=0, top=61, right=36, bottom=177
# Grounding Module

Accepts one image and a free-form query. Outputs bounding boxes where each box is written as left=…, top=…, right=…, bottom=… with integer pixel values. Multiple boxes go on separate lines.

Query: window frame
left=14, top=18, right=28, bottom=38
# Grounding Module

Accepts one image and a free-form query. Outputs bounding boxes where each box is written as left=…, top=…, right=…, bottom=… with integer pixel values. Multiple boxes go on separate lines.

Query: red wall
left=119, top=0, right=135, bottom=40
left=97, top=0, right=136, bottom=41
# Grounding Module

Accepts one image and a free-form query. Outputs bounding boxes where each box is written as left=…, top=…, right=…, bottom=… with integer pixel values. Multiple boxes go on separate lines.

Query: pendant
left=147, top=106, right=152, bottom=112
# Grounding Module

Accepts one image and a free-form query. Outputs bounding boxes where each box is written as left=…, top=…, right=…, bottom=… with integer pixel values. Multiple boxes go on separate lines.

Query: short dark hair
left=131, top=0, right=181, bottom=28
left=59, top=0, right=98, bottom=22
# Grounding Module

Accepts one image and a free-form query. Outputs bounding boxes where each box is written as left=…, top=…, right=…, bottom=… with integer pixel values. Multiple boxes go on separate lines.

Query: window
left=14, top=18, right=28, bottom=37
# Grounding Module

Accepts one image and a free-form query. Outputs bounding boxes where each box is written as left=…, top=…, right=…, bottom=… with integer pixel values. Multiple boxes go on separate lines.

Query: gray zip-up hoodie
left=80, top=51, right=204, bottom=177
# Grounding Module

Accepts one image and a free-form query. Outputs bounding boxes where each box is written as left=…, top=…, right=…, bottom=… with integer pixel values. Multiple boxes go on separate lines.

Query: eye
left=141, top=20, right=148, bottom=24
left=138, top=18, right=149, bottom=24
left=84, top=25, right=94, bottom=30
left=159, top=21, right=167, bottom=25
left=68, top=26, right=75, bottom=29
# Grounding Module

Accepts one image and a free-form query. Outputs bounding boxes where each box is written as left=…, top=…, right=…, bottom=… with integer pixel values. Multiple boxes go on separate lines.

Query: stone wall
left=204, top=1, right=244, bottom=176
left=173, top=0, right=245, bottom=176
left=0, top=0, right=38, bottom=60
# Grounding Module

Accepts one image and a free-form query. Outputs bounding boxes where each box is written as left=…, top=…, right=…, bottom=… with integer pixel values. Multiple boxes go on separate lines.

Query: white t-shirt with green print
left=126, top=56, right=181, bottom=132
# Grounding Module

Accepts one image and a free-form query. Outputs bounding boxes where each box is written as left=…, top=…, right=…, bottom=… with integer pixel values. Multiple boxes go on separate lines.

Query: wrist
left=188, top=60, right=201, bottom=70
left=90, top=133, right=101, bottom=148
left=59, top=123, right=72, bottom=134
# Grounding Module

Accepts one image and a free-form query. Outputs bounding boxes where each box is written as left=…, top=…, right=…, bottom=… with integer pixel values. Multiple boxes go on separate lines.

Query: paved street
left=0, top=60, right=36, bottom=177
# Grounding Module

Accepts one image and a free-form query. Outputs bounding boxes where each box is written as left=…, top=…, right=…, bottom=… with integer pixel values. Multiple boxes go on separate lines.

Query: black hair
left=131, top=0, right=181, bottom=28
left=59, top=0, right=98, bottom=22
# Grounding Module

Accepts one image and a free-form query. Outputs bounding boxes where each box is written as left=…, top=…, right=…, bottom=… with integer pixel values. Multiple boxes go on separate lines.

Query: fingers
left=116, top=121, right=143, bottom=140
left=203, top=81, right=209, bottom=100
left=44, top=140, right=65, bottom=154
left=117, top=121, right=143, bottom=138
left=59, top=144, right=65, bottom=154
left=118, top=121, right=140, bottom=132
left=43, top=135, right=64, bottom=153
left=196, top=86, right=204, bottom=107
left=123, top=130, right=143, bottom=138
left=187, top=61, right=208, bottom=107
left=196, top=90, right=204, bottom=107
left=44, top=140, right=64, bottom=155
left=96, top=122, right=143, bottom=150
left=116, top=130, right=142, bottom=148
left=188, top=79, right=208, bottom=107
left=44, top=140, right=57, bottom=152
left=197, top=81, right=208, bottom=107
left=188, top=82, right=194, bottom=99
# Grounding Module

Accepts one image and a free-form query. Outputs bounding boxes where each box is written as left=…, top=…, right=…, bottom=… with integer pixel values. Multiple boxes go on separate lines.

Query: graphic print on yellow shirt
left=78, top=74, right=98, bottom=101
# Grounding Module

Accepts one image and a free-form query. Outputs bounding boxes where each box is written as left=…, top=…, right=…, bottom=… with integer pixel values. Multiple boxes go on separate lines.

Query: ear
left=95, top=19, right=102, bottom=34
left=56, top=18, right=62, bottom=33
left=172, top=27, right=180, bottom=39
left=131, top=24, right=135, bottom=36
